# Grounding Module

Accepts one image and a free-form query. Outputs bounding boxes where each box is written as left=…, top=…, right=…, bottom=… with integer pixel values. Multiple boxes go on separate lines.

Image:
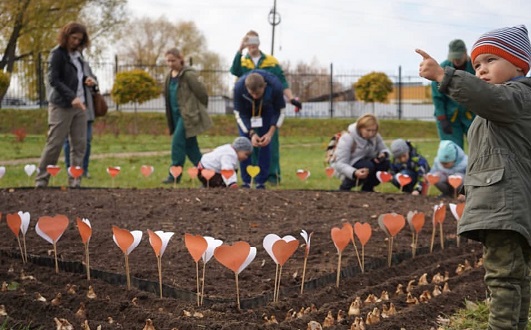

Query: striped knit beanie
left=471, top=25, right=531, bottom=74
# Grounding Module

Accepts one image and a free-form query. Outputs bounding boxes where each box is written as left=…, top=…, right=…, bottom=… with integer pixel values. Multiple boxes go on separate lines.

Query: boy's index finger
left=415, top=48, right=432, bottom=60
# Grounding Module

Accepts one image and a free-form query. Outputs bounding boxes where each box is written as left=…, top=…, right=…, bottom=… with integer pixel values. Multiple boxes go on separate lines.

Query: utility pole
left=268, top=0, right=281, bottom=55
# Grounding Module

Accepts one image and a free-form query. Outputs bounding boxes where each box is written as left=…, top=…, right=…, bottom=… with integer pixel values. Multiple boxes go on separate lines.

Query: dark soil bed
left=0, top=188, right=485, bottom=329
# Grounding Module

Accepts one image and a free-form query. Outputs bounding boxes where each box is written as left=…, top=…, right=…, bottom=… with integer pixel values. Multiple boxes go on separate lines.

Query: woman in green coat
left=162, top=48, right=212, bottom=183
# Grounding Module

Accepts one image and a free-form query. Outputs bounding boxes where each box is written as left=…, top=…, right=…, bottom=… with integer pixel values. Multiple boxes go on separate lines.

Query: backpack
left=324, top=131, right=347, bottom=165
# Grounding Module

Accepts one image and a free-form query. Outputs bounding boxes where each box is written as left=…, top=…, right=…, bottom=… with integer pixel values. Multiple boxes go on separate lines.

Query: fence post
left=329, top=63, right=334, bottom=118
left=37, top=52, right=45, bottom=107
left=397, top=65, right=402, bottom=120
left=114, top=54, right=119, bottom=111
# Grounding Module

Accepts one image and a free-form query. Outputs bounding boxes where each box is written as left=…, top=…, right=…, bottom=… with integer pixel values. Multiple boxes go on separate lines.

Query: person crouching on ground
left=428, top=140, right=467, bottom=198
left=198, top=137, right=253, bottom=188
left=389, top=139, right=430, bottom=195
left=331, top=113, right=390, bottom=192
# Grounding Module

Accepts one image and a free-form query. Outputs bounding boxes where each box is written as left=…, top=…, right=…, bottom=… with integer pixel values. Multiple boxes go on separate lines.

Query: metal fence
left=3, top=56, right=435, bottom=120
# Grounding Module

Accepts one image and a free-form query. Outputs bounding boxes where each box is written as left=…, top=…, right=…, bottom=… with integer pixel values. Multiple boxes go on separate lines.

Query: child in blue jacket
left=389, top=139, right=430, bottom=195
left=429, top=140, right=467, bottom=197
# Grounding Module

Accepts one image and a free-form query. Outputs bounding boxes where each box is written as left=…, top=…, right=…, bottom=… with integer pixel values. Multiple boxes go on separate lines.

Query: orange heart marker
left=112, top=226, right=134, bottom=254
left=376, top=171, right=392, bottom=183
left=272, top=240, right=299, bottom=267
left=170, top=165, right=182, bottom=179
left=148, top=230, right=163, bottom=256
left=221, top=169, right=234, bottom=180
left=46, top=165, right=61, bottom=177
left=354, top=222, right=372, bottom=246
left=379, top=213, right=406, bottom=237
left=449, top=202, right=465, bottom=247
left=68, top=166, right=83, bottom=179
left=325, top=167, right=334, bottom=178
left=396, top=173, right=412, bottom=190
left=201, top=169, right=216, bottom=182
left=354, top=222, right=372, bottom=272
left=107, top=166, right=121, bottom=178
left=148, top=230, right=175, bottom=299
left=426, top=173, right=440, bottom=185
left=378, top=213, right=405, bottom=267
left=36, top=215, right=69, bottom=273
left=6, top=213, right=24, bottom=263
left=76, top=218, right=92, bottom=280
left=331, top=222, right=354, bottom=287
left=296, top=169, right=310, bottom=181
left=448, top=175, right=463, bottom=189
left=184, top=234, right=208, bottom=262
left=141, top=165, right=154, bottom=177
left=187, top=167, right=199, bottom=179
left=431, top=203, right=447, bottom=252
left=6, top=213, right=21, bottom=237
left=214, top=241, right=251, bottom=273
left=406, top=211, right=425, bottom=258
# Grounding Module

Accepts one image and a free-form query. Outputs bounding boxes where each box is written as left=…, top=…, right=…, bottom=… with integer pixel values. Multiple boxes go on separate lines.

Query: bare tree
left=282, top=59, right=343, bottom=101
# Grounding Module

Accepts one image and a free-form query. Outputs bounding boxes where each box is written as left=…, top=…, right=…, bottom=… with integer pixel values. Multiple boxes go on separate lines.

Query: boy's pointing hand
left=415, top=49, right=445, bottom=82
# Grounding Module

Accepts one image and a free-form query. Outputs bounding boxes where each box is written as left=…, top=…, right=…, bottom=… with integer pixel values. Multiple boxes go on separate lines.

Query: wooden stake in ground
left=377, top=213, right=406, bottom=267
left=200, top=236, right=223, bottom=305
left=106, top=166, right=121, bottom=188
left=354, top=222, right=372, bottom=273
left=376, top=171, right=393, bottom=192
left=299, top=230, right=313, bottom=294
left=148, top=230, right=174, bottom=299
left=36, top=215, right=70, bottom=273
left=396, top=173, right=412, bottom=193
left=184, top=234, right=208, bottom=306
left=246, top=165, right=260, bottom=188
left=6, top=213, right=25, bottom=263
left=213, top=241, right=256, bottom=310
left=448, top=175, right=463, bottom=200
left=425, top=173, right=440, bottom=196
left=76, top=218, right=93, bottom=281
left=406, top=211, right=425, bottom=258
left=112, top=226, right=142, bottom=290
left=430, top=203, right=447, bottom=253
left=330, top=222, right=353, bottom=287
left=170, top=166, right=182, bottom=189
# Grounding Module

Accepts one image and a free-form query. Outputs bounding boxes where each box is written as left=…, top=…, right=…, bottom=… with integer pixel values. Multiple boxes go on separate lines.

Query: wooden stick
left=336, top=252, right=342, bottom=287
left=85, top=243, right=91, bottom=281
left=430, top=224, right=436, bottom=253
left=276, top=266, right=283, bottom=302
left=235, top=273, right=241, bottom=310
left=411, top=232, right=415, bottom=258
left=195, top=262, right=200, bottom=306
left=361, top=245, right=365, bottom=273
left=16, top=236, right=24, bottom=264
left=388, top=237, right=394, bottom=267
left=158, top=256, right=163, bottom=299
left=439, top=222, right=444, bottom=249
left=351, top=239, right=363, bottom=272
left=125, top=254, right=131, bottom=290
left=22, top=234, right=27, bottom=264
left=200, top=262, right=206, bottom=305
left=273, top=264, right=279, bottom=302
left=53, top=243, right=59, bottom=273
left=300, top=255, right=308, bottom=294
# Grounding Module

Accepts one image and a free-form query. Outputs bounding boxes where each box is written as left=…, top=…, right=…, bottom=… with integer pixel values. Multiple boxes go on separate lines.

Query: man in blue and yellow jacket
left=230, top=30, right=302, bottom=184
left=431, top=39, right=475, bottom=149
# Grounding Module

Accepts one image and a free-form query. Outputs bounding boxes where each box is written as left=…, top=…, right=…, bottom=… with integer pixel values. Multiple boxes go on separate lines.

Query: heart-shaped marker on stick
left=331, top=222, right=354, bottom=287
left=272, top=238, right=299, bottom=302
left=354, top=222, right=372, bottom=272
left=24, top=164, right=36, bottom=177
left=430, top=202, right=447, bottom=253
left=107, top=166, right=121, bottom=187
left=46, top=165, right=61, bottom=177
left=221, top=169, right=234, bottom=180
left=112, top=226, right=142, bottom=290
left=36, top=215, right=69, bottom=273
left=296, top=169, right=310, bottom=181
left=68, top=166, right=83, bottom=179
left=170, top=165, right=182, bottom=179
left=200, top=169, right=216, bottom=188
left=187, top=167, right=199, bottom=180
left=425, top=173, right=440, bottom=195
left=0, top=166, right=5, bottom=179
left=76, top=218, right=92, bottom=280
left=325, top=167, right=334, bottom=178
left=148, top=230, right=174, bottom=298
left=449, top=202, right=465, bottom=247
left=376, top=171, right=392, bottom=183
left=448, top=175, right=463, bottom=199
left=246, top=165, right=260, bottom=186
left=263, top=234, right=298, bottom=301
left=378, top=213, right=405, bottom=267
left=6, top=213, right=24, bottom=263
left=214, top=241, right=256, bottom=310
left=185, top=233, right=208, bottom=305
left=406, top=211, right=425, bottom=257
left=141, top=165, right=154, bottom=178
left=396, top=173, right=412, bottom=191
left=18, top=211, right=30, bottom=263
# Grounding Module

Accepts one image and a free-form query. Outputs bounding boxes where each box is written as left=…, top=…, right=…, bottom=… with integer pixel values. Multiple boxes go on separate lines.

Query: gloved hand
left=438, top=117, right=453, bottom=134
left=290, top=98, right=302, bottom=109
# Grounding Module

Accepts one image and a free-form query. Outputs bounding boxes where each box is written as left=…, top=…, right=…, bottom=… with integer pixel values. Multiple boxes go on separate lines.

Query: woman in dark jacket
left=35, top=22, right=96, bottom=188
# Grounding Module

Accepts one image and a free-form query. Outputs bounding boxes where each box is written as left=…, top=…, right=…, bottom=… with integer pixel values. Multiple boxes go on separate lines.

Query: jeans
left=64, top=121, right=92, bottom=174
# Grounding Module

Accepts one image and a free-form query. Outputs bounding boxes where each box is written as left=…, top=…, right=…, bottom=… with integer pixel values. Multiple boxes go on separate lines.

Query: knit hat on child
left=471, top=25, right=531, bottom=75
left=437, top=140, right=457, bottom=163
left=390, top=139, right=409, bottom=158
left=232, top=137, right=253, bottom=153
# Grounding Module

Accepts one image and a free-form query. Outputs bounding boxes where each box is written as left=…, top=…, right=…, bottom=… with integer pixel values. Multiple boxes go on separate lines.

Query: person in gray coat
left=331, top=113, right=390, bottom=192
left=417, top=24, right=531, bottom=330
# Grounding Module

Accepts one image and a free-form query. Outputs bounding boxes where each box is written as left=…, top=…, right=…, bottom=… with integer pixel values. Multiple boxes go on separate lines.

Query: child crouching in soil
left=389, top=139, right=430, bottom=195
left=417, top=25, right=531, bottom=330
left=198, top=137, right=252, bottom=188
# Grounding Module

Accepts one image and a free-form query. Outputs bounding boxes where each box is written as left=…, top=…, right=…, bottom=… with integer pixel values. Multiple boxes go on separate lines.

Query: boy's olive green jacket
left=164, top=66, right=213, bottom=138
left=438, top=66, right=531, bottom=247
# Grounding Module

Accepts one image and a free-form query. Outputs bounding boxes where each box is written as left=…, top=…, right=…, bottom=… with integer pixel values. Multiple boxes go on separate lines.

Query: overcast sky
left=127, top=0, right=531, bottom=76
